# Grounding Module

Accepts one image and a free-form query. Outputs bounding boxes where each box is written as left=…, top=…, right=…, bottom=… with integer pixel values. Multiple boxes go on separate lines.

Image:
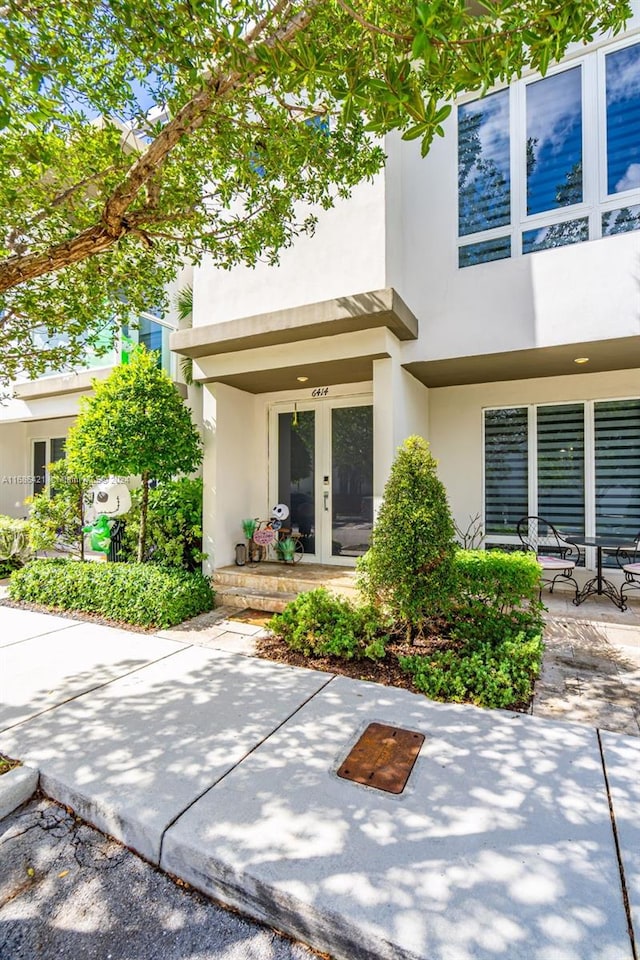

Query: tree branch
left=334, top=0, right=411, bottom=41
left=0, top=0, right=319, bottom=294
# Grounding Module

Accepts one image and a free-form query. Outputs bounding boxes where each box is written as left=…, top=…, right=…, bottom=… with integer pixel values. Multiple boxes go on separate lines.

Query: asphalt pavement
left=0, top=797, right=316, bottom=960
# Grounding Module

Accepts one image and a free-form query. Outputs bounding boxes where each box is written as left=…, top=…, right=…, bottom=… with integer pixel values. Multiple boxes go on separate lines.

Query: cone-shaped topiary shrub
left=358, top=435, right=456, bottom=637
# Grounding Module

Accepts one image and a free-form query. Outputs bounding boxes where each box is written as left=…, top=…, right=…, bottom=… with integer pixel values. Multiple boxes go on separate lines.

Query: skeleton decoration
left=83, top=479, right=132, bottom=555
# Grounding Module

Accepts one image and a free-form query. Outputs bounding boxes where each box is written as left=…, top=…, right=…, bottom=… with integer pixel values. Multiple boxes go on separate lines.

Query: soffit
left=404, top=336, right=640, bottom=388
left=171, top=287, right=418, bottom=360
left=207, top=355, right=385, bottom=394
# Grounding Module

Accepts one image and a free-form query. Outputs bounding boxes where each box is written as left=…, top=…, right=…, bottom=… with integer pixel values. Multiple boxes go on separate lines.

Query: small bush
left=0, top=516, right=31, bottom=577
left=400, top=632, right=544, bottom=709
left=268, top=588, right=389, bottom=660
left=358, top=436, right=457, bottom=637
left=26, top=461, right=90, bottom=559
left=121, top=477, right=205, bottom=571
left=8, top=558, right=214, bottom=628
left=452, top=549, right=544, bottom=644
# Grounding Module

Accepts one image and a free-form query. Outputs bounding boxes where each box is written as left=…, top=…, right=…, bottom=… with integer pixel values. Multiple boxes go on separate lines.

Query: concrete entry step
left=214, top=585, right=300, bottom=613
left=213, top=563, right=359, bottom=612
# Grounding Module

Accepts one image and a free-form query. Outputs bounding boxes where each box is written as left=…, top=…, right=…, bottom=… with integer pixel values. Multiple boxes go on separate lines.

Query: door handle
left=324, top=491, right=329, bottom=512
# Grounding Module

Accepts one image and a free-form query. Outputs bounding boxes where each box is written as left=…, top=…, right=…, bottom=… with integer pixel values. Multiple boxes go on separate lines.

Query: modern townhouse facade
left=172, top=15, right=640, bottom=577
left=2, top=17, right=638, bottom=584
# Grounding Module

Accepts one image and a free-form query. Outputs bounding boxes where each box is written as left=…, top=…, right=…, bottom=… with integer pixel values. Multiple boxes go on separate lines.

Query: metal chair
left=616, top=532, right=640, bottom=608
left=517, top=516, right=581, bottom=600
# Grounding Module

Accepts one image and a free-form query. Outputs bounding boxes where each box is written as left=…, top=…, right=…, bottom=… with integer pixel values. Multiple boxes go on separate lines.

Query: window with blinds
left=537, top=404, right=585, bottom=536
left=485, top=399, right=640, bottom=546
left=595, top=399, right=640, bottom=539
left=484, top=408, right=528, bottom=534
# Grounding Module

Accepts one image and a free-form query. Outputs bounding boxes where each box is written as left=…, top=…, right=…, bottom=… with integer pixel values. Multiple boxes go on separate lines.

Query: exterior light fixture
left=574, top=357, right=590, bottom=364
left=297, top=376, right=309, bottom=382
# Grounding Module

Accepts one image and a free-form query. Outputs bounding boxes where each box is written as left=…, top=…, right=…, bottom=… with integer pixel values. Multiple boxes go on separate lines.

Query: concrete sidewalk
left=1, top=605, right=638, bottom=960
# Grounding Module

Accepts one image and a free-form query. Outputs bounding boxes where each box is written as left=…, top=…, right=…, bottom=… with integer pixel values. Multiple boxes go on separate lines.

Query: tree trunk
left=78, top=487, right=85, bottom=561
left=138, top=472, right=150, bottom=563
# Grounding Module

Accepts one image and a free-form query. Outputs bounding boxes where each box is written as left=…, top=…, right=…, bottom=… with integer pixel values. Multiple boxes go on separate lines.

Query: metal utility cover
left=337, top=723, right=425, bottom=794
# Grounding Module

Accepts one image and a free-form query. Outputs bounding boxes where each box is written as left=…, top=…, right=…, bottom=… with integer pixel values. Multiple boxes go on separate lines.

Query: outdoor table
left=573, top=535, right=637, bottom=610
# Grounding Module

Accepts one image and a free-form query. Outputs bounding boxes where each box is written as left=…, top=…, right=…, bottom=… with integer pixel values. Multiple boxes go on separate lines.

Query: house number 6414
left=311, top=387, right=329, bottom=397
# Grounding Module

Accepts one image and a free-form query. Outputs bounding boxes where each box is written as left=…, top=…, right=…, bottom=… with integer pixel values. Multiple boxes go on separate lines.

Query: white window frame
left=31, top=436, right=66, bottom=496
left=457, top=32, right=640, bottom=265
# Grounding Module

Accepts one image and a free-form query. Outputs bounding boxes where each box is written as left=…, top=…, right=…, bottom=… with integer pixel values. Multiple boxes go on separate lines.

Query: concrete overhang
left=404, top=336, right=640, bottom=388
left=171, top=288, right=418, bottom=360
left=13, top=366, right=114, bottom=401
left=192, top=327, right=394, bottom=393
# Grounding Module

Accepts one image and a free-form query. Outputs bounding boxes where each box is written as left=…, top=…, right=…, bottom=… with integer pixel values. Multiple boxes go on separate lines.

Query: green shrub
left=8, top=558, right=214, bottom=628
left=0, top=515, right=31, bottom=577
left=358, top=436, right=457, bottom=637
left=26, top=461, right=90, bottom=559
left=268, top=588, right=389, bottom=660
left=452, top=549, right=544, bottom=644
left=400, top=632, right=544, bottom=709
left=455, top=548, right=542, bottom=611
left=121, top=477, right=205, bottom=571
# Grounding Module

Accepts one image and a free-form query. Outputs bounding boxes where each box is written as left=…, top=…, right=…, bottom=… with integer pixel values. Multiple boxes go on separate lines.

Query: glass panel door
left=330, top=405, right=373, bottom=559
left=277, top=410, right=316, bottom=555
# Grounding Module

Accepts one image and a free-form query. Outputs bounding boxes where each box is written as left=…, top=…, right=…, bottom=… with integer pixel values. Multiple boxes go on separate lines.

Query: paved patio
left=536, top=602, right=640, bottom=736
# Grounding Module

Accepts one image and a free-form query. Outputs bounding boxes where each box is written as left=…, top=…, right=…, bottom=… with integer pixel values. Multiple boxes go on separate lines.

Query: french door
left=269, top=397, right=374, bottom=565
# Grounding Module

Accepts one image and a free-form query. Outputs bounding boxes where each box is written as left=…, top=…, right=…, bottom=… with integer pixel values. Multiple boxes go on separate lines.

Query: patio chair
left=516, top=516, right=581, bottom=600
left=616, top=532, right=640, bottom=608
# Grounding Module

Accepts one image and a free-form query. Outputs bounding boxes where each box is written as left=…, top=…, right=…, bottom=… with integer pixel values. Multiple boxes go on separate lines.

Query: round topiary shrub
left=358, top=435, right=456, bottom=638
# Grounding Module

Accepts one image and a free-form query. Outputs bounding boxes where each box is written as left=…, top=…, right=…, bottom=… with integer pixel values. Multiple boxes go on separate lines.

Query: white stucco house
left=1, top=16, right=639, bottom=586
left=171, top=17, right=640, bottom=576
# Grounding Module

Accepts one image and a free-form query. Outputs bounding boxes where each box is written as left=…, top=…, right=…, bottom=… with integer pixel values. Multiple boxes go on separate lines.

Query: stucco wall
left=0, top=422, right=28, bottom=517
left=0, top=416, right=78, bottom=518
left=201, top=384, right=262, bottom=572
left=192, top=176, right=387, bottom=327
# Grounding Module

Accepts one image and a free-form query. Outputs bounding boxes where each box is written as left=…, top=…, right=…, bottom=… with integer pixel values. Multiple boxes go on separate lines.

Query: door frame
left=268, top=393, right=374, bottom=566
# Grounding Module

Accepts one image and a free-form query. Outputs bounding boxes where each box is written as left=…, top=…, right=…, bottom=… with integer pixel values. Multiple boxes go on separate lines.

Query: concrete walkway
left=1, top=604, right=639, bottom=960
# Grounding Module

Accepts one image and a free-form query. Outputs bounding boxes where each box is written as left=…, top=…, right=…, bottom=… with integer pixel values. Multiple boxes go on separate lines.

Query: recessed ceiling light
left=297, top=376, right=309, bottom=382
left=574, top=357, right=590, bottom=364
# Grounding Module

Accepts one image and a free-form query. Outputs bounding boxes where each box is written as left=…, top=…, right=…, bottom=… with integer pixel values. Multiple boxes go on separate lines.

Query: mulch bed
left=256, top=632, right=532, bottom=713
left=256, top=633, right=449, bottom=694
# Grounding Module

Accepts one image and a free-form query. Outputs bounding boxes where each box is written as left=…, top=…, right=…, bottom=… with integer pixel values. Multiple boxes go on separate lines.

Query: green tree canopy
left=0, top=0, right=630, bottom=383
left=64, top=347, right=202, bottom=560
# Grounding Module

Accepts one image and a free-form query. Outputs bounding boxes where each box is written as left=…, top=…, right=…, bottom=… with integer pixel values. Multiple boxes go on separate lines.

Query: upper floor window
left=458, top=37, right=640, bottom=267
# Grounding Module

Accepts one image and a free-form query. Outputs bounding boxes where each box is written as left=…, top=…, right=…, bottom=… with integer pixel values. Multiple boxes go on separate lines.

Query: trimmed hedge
left=8, top=558, right=214, bottom=628
left=452, top=548, right=544, bottom=645
left=454, top=549, right=542, bottom=610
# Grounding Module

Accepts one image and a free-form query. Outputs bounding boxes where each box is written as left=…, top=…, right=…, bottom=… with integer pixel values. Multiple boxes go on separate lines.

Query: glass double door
left=270, top=398, right=374, bottom=564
